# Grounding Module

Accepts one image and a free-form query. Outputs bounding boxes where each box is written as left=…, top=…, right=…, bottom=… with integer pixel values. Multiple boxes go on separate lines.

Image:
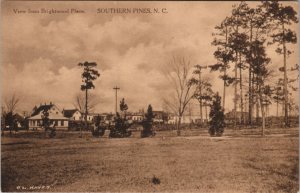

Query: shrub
left=209, top=92, right=225, bottom=137
left=109, top=113, right=132, bottom=138
left=92, top=115, right=106, bottom=137
left=141, top=104, right=155, bottom=138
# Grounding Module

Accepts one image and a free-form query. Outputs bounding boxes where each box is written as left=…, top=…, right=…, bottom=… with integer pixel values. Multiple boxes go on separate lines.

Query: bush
left=91, top=115, right=106, bottom=137
left=141, top=104, right=155, bottom=138
left=141, top=120, right=156, bottom=138
left=209, top=92, right=225, bottom=137
left=109, top=113, right=132, bottom=138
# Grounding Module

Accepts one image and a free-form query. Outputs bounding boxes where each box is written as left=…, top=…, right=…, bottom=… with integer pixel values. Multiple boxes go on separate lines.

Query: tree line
left=164, top=1, right=298, bottom=136
left=212, top=1, right=298, bottom=133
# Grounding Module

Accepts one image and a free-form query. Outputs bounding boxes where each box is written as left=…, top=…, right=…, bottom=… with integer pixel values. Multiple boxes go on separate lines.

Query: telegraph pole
left=113, top=86, right=120, bottom=114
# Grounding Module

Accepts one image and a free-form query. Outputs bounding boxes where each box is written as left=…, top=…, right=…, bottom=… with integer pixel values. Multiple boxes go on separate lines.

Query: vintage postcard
left=1, top=1, right=299, bottom=192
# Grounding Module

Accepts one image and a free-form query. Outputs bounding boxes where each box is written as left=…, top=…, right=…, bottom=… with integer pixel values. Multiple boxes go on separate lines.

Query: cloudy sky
left=1, top=1, right=298, bottom=115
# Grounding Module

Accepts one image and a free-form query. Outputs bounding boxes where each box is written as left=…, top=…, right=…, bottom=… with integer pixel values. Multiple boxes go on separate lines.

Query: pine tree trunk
left=84, top=88, right=88, bottom=135
left=199, top=73, right=203, bottom=125
left=234, top=51, right=238, bottom=129
left=282, top=23, right=289, bottom=127
left=265, top=105, right=268, bottom=127
left=200, top=99, right=203, bottom=125
left=276, top=92, right=279, bottom=118
left=239, top=53, right=244, bottom=125
left=248, top=23, right=253, bottom=126
left=282, top=102, right=285, bottom=128
left=223, top=69, right=226, bottom=110
left=2, top=116, right=5, bottom=136
left=223, top=24, right=228, bottom=111
left=205, top=104, right=208, bottom=124
left=259, top=85, right=265, bottom=136
left=252, top=71, right=255, bottom=126
left=276, top=101, right=278, bottom=118
left=256, top=76, right=259, bottom=124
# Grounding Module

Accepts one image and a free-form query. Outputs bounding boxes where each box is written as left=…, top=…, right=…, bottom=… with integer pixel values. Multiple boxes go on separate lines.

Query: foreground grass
left=1, top=130, right=299, bottom=192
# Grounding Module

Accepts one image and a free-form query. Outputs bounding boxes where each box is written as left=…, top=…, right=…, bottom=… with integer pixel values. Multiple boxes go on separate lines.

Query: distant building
left=86, top=113, right=100, bottom=122
left=153, top=111, right=168, bottom=123
left=98, top=113, right=114, bottom=124
left=28, top=102, right=68, bottom=130
left=167, top=114, right=201, bottom=124
left=63, top=109, right=82, bottom=121
left=167, top=114, right=176, bottom=124
left=67, top=112, right=113, bottom=123
left=131, top=113, right=144, bottom=123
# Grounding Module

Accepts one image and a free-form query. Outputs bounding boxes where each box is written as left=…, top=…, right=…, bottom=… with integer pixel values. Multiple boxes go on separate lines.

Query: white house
left=131, top=113, right=144, bottom=122
left=63, top=109, right=82, bottom=121
left=28, top=102, right=69, bottom=130
left=87, top=114, right=95, bottom=122
left=167, top=115, right=202, bottom=124
left=153, top=110, right=167, bottom=123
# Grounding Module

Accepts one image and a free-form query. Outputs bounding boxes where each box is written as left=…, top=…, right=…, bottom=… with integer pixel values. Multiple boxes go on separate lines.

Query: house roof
left=131, top=114, right=144, bottom=117
left=31, top=104, right=55, bottom=116
left=63, top=109, right=79, bottom=118
left=28, top=113, right=68, bottom=120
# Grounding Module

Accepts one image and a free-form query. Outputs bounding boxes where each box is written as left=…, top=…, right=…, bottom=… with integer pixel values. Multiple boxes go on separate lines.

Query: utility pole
left=197, top=65, right=207, bottom=125
left=113, top=86, right=120, bottom=114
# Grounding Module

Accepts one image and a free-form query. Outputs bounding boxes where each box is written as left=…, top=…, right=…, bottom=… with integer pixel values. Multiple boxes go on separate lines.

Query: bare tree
left=73, top=92, right=99, bottom=114
left=4, top=93, right=20, bottom=113
left=164, top=56, right=197, bottom=136
left=3, top=93, right=20, bottom=134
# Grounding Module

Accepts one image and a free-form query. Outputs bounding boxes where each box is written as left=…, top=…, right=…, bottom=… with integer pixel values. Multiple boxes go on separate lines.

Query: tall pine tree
left=263, top=1, right=298, bottom=127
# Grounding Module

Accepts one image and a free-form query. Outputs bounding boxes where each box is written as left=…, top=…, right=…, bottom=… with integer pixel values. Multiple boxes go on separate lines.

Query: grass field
left=1, top=128, right=299, bottom=192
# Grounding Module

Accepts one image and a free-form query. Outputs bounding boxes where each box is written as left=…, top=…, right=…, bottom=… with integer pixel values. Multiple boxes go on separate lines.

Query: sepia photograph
left=1, top=1, right=299, bottom=192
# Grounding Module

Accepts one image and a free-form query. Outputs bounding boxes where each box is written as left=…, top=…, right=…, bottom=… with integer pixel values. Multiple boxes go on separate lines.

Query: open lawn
left=1, top=128, right=299, bottom=192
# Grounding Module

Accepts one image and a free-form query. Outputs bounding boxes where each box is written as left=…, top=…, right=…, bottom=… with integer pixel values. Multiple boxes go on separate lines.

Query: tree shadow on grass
left=243, top=160, right=298, bottom=193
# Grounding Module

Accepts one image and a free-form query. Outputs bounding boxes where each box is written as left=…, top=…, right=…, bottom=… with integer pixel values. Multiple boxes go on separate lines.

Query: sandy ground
left=1, top=128, right=299, bottom=192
